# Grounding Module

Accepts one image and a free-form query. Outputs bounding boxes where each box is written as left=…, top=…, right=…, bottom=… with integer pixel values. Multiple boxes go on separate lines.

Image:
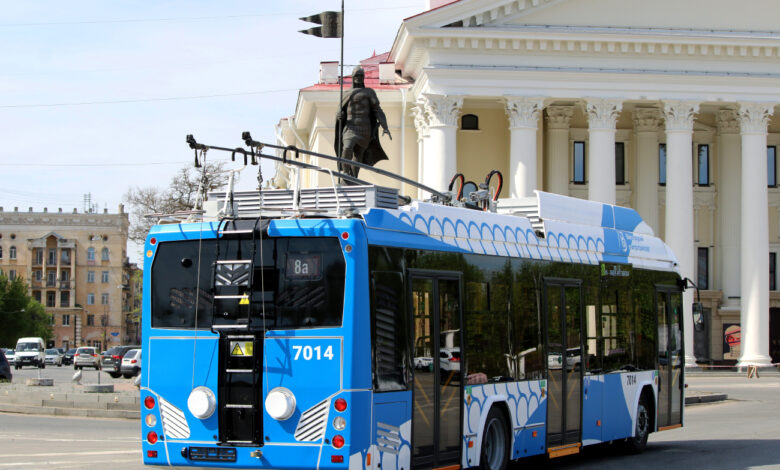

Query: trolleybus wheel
left=625, top=394, right=650, bottom=454
left=480, top=407, right=509, bottom=470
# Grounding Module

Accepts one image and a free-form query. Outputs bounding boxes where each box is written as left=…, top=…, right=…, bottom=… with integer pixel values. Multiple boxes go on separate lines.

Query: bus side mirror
left=692, top=302, right=705, bottom=330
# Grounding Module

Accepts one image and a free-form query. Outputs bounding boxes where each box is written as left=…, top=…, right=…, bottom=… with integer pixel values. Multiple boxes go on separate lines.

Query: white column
left=505, top=97, right=544, bottom=199
left=586, top=99, right=623, bottom=204
left=545, top=106, right=574, bottom=196
left=419, top=93, right=463, bottom=196
left=663, top=100, right=699, bottom=368
left=738, top=102, right=775, bottom=367
left=633, top=108, right=662, bottom=233
left=411, top=102, right=430, bottom=200
left=716, top=109, right=742, bottom=309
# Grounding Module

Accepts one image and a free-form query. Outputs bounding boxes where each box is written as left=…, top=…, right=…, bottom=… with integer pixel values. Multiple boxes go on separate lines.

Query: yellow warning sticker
left=239, top=295, right=249, bottom=305
left=230, top=341, right=253, bottom=356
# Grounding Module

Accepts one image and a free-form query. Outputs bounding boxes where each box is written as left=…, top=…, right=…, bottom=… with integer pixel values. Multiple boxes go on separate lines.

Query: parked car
left=101, top=345, right=141, bottom=378
left=1, top=349, right=13, bottom=366
left=120, top=349, right=142, bottom=378
left=62, top=348, right=77, bottom=365
left=73, top=347, right=100, bottom=370
left=44, top=348, right=63, bottom=367
left=15, top=337, right=45, bottom=369
left=0, top=349, right=12, bottom=381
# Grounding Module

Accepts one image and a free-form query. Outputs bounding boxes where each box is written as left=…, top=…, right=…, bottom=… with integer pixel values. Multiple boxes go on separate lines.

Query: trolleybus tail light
left=449, top=357, right=460, bottom=362
left=150, top=237, right=157, bottom=245
left=332, top=435, right=345, bottom=449
left=341, top=232, right=349, bottom=240
left=147, top=431, right=158, bottom=444
left=147, top=450, right=158, bottom=458
left=145, top=414, right=157, bottom=427
left=144, top=396, right=156, bottom=410
left=334, top=398, right=347, bottom=412
left=331, top=455, right=344, bottom=463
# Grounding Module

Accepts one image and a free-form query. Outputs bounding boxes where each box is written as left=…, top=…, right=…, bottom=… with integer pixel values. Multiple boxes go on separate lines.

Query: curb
left=0, top=401, right=140, bottom=419
left=684, top=393, right=728, bottom=405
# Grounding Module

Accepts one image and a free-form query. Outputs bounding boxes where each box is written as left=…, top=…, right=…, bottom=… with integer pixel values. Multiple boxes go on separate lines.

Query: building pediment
left=393, top=0, right=780, bottom=79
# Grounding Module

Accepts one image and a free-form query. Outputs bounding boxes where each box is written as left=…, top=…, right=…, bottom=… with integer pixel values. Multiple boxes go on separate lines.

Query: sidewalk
left=0, top=381, right=140, bottom=419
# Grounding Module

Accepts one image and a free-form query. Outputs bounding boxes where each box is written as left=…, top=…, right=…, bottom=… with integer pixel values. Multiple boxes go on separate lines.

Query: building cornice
left=395, top=25, right=780, bottom=78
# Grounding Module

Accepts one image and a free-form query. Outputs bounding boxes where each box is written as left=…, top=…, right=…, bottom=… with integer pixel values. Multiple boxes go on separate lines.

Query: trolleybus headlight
left=265, top=387, right=296, bottom=421
left=333, top=416, right=346, bottom=431
left=187, top=386, right=216, bottom=420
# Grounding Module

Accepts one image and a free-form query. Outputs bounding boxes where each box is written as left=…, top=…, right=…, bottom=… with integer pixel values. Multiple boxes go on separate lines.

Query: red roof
left=301, top=51, right=412, bottom=91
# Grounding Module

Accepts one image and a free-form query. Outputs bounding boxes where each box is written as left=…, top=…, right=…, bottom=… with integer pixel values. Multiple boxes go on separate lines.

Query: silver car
left=73, top=347, right=100, bottom=370
left=44, top=349, right=63, bottom=367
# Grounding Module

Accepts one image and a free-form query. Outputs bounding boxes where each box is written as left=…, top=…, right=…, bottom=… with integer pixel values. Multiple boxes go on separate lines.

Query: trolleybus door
left=543, top=278, right=583, bottom=449
left=656, top=288, right=684, bottom=429
left=409, top=272, right=463, bottom=469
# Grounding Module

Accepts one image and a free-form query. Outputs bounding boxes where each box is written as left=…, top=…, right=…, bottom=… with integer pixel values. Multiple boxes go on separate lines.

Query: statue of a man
left=335, top=67, right=392, bottom=183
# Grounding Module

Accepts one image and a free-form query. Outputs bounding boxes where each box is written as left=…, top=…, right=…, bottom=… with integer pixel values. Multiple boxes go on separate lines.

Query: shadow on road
left=509, top=439, right=780, bottom=469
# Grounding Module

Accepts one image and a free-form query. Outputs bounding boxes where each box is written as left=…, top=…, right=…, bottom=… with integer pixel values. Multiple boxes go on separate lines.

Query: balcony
left=59, top=280, right=75, bottom=290
left=46, top=280, right=57, bottom=288
left=30, top=280, right=43, bottom=288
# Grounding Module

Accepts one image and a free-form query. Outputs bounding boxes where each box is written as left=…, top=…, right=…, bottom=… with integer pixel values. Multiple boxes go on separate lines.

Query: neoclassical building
left=275, top=0, right=780, bottom=367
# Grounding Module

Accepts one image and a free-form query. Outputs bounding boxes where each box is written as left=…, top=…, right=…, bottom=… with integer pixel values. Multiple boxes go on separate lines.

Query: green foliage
left=0, top=273, right=52, bottom=347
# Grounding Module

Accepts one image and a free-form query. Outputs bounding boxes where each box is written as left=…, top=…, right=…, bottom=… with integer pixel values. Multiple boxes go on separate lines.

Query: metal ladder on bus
left=211, top=218, right=263, bottom=446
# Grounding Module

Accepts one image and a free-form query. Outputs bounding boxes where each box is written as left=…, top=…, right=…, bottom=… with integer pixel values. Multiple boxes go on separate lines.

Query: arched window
left=87, top=247, right=95, bottom=261
left=101, top=247, right=110, bottom=261
left=9, top=246, right=16, bottom=260
left=461, top=114, right=479, bottom=130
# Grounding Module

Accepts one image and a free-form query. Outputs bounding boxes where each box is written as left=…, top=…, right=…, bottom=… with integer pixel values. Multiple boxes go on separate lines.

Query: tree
left=123, top=162, right=230, bottom=243
left=0, top=273, right=52, bottom=347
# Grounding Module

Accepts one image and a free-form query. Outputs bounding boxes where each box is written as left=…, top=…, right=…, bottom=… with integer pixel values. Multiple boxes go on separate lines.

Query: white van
left=15, top=337, right=46, bottom=369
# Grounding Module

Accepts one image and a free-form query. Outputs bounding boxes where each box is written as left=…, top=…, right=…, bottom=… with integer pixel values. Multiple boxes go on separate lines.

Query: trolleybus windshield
left=150, top=237, right=346, bottom=330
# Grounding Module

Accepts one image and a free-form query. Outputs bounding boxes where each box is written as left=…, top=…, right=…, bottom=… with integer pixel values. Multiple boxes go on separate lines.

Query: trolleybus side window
left=371, top=270, right=409, bottom=391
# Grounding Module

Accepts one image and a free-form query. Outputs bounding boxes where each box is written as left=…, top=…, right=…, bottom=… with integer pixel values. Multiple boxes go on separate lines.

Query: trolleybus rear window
left=151, top=237, right=345, bottom=329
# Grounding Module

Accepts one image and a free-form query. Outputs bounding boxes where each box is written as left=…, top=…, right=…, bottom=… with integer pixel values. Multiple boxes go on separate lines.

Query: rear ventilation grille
left=376, top=421, right=402, bottom=455
left=294, top=399, right=330, bottom=442
left=159, top=397, right=191, bottom=439
left=208, top=185, right=398, bottom=217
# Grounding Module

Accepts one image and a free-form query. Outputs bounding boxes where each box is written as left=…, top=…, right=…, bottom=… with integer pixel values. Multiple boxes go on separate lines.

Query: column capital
left=632, top=107, right=662, bottom=132
left=585, top=98, right=623, bottom=131
left=663, top=100, right=699, bottom=132
left=716, top=109, right=740, bottom=135
left=504, top=96, right=544, bottom=130
left=420, top=93, right=463, bottom=127
left=410, top=102, right=429, bottom=139
left=738, top=102, right=775, bottom=135
left=545, top=105, right=574, bottom=129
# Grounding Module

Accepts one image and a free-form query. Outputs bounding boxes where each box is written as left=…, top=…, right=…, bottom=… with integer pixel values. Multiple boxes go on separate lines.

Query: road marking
left=0, top=450, right=140, bottom=458
left=0, top=435, right=140, bottom=443
left=0, top=457, right=140, bottom=468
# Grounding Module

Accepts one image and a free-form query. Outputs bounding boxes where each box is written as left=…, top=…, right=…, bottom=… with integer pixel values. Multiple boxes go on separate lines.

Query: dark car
left=101, top=345, right=140, bottom=378
left=0, top=349, right=12, bottom=382
left=62, top=348, right=77, bottom=365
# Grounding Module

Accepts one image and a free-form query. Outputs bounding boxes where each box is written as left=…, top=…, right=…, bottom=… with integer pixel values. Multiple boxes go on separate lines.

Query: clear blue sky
left=0, top=1, right=422, bottom=250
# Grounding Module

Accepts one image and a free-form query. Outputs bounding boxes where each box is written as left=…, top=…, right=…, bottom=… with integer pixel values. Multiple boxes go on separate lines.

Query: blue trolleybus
left=140, top=136, right=687, bottom=469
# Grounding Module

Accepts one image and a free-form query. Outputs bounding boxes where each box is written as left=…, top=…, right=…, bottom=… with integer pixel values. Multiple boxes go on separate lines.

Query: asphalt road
left=1, top=375, right=778, bottom=469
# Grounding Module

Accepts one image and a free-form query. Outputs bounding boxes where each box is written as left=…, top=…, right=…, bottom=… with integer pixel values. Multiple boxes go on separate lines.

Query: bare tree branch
left=123, top=162, right=230, bottom=244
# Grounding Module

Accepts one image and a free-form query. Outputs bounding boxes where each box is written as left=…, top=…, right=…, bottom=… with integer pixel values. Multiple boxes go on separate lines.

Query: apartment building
left=0, top=204, right=134, bottom=350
